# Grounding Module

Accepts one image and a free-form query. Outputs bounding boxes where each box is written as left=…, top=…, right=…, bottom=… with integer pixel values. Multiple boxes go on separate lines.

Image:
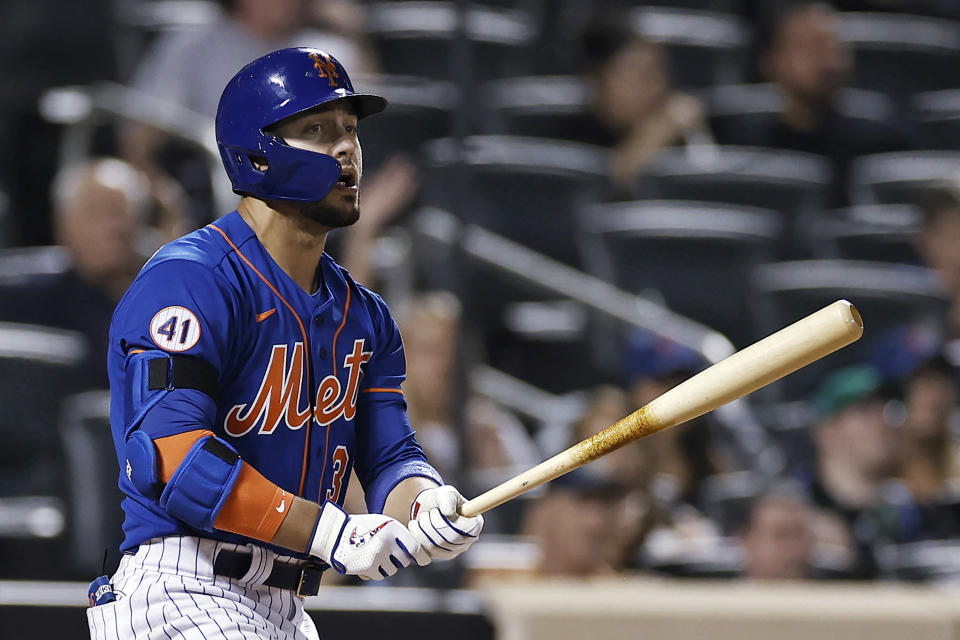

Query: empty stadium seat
left=708, top=84, right=896, bottom=145
left=580, top=200, right=782, bottom=347
left=483, top=75, right=598, bottom=143
left=0, top=323, right=86, bottom=579
left=814, top=205, right=923, bottom=263
left=363, top=2, right=536, bottom=82
left=0, top=188, right=9, bottom=248
left=0, top=245, right=69, bottom=286
left=422, top=135, right=609, bottom=267
left=630, top=7, right=751, bottom=88
left=911, top=90, right=960, bottom=151
left=877, top=540, right=960, bottom=584
left=839, top=13, right=960, bottom=102
left=640, top=146, right=832, bottom=257
left=850, top=152, right=960, bottom=205
left=751, top=400, right=818, bottom=474
left=412, top=208, right=623, bottom=393
left=632, top=0, right=742, bottom=11
left=59, top=391, right=124, bottom=578
left=751, top=260, right=949, bottom=400
left=351, top=74, right=458, bottom=171
left=0, top=323, right=87, bottom=498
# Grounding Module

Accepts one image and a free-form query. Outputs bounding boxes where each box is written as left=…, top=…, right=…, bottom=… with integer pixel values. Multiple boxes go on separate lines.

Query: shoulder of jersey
left=143, top=224, right=234, bottom=273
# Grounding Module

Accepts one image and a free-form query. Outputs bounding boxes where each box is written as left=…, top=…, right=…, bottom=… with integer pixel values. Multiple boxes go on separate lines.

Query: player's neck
left=238, top=198, right=328, bottom=294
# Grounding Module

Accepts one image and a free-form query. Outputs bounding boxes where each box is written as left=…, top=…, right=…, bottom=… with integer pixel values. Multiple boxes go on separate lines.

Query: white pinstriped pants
left=86, top=536, right=321, bottom=640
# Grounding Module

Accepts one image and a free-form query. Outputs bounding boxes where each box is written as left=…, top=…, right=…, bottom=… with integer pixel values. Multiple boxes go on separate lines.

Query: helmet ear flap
left=218, top=144, right=269, bottom=197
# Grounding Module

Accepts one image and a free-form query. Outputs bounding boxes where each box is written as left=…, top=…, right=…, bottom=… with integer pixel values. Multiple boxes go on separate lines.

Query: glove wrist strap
left=309, top=501, right=348, bottom=567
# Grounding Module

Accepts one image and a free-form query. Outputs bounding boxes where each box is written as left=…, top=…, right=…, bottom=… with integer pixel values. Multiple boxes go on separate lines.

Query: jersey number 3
left=325, top=445, right=349, bottom=502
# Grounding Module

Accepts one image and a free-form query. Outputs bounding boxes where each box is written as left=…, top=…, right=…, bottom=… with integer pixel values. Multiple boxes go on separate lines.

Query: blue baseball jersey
left=107, top=210, right=440, bottom=555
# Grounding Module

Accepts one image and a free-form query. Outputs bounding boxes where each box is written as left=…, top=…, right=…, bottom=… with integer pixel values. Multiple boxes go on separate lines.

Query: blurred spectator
left=570, top=386, right=653, bottom=571
left=624, top=331, right=729, bottom=510
left=800, top=364, right=899, bottom=577
left=572, top=386, right=653, bottom=493
left=863, top=327, right=960, bottom=544
left=723, top=2, right=911, bottom=206
left=127, top=0, right=374, bottom=123
left=897, top=356, right=960, bottom=502
left=918, top=184, right=960, bottom=337
left=121, top=0, right=380, bottom=228
left=579, top=15, right=713, bottom=193
left=0, top=0, right=118, bottom=245
left=0, top=158, right=155, bottom=388
left=581, top=334, right=736, bottom=574
left=522, top=468, right=631, bottom=577
left=395, top=291, right=540, bottom=494
left=740, top=489, right=815, bottom=580
left=336, top=154, right=420, bottom=287
left=120, top=0, right=416, bottom=268
left=396, top=291, right=463, bottom=480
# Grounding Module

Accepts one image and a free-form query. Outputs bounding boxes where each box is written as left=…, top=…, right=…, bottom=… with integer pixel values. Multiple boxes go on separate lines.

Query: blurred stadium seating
left=838, top=12, right=960, bottom=103
left=580, top=200, right=781, bottom=347
left=629, top=7, right=750, bottom=88
left=637, top=146, right=833, bottom=257
left=422, top=135, right=609, bottom=266
left=751, top=259, right=949, bottom=400
left=5, top=0, right=960, bottom=624
left=364, top=2, right=537, bottom=81
left=850, top=151, right=960, bottom=205
left=708, top=84, right=897, bottom=145
left=911, top=90, right=960, bottom=151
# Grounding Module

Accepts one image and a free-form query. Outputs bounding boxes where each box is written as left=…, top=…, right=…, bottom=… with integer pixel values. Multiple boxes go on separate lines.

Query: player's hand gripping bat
left=459, top=299, right=863, bottom=518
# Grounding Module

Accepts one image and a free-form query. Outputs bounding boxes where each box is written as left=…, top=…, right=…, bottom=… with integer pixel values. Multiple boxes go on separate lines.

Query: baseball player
left=87, top=47, right=483, bottom=640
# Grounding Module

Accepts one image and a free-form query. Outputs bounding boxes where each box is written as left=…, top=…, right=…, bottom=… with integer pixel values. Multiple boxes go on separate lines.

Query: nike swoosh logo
left=256, top=308, right=277, bottom=323
left=276, top=491, right=286, bottom=513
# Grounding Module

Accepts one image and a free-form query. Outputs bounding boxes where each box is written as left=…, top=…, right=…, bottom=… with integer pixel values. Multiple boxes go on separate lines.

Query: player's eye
left=345, top=124, right=357, bottom=134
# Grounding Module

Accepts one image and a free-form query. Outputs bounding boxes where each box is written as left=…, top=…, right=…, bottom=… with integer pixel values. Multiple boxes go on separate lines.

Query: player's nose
left=331, top=133, right=358, bottom=163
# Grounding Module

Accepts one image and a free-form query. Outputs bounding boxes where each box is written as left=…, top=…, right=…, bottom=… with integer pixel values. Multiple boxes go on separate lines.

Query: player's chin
left=301, top=194, right=359, bottom=228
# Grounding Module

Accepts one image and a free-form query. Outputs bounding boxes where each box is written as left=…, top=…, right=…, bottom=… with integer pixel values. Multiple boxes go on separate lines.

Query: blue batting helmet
left=215, top=47, right=387, bottom=202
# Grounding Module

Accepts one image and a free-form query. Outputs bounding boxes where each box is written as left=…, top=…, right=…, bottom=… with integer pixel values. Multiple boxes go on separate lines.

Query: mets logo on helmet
left=224, top=338, right=372, bottom=437
left=310, top=52, right=340, bottom=88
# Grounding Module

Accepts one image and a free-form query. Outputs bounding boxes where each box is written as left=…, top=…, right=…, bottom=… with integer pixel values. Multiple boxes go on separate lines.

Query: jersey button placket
left=313, top=315, right=327, bottom=359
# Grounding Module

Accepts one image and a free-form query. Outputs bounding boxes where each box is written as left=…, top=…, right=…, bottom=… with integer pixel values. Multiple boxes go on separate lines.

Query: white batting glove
left=309, top=501, right=430, bottom=581
left=407, top=485, right=483, bottom=561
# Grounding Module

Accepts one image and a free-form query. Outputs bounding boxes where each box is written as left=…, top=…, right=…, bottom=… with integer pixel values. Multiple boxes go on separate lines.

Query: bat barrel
left=459, top=300, right=863, bottom=518
left=642, top=298, right=862, bottom=430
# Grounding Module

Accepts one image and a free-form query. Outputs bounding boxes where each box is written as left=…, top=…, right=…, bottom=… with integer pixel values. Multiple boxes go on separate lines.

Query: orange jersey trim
left=331, top=284, right=352, bottom=376
left=361, top=388, right=404, bottom=395
left=319, top=284, right=352, bottom=499
left=209, top=223, right=314, bottom=496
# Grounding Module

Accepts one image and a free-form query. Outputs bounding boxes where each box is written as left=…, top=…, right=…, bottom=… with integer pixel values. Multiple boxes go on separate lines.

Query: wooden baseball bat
left=459, top=299, right=863, bottom=517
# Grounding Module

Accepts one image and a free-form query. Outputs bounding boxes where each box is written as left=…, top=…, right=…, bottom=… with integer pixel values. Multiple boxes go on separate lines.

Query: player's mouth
left=335, top=169, right=358, bottom=191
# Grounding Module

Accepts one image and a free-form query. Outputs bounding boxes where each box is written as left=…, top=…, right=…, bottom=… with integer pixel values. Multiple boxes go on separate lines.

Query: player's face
left=270, top=102, right=363, bottom=228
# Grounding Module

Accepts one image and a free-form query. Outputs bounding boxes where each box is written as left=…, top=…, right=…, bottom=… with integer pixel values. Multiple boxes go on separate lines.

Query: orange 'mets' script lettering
left=224, top=339, right=373, bottom=437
